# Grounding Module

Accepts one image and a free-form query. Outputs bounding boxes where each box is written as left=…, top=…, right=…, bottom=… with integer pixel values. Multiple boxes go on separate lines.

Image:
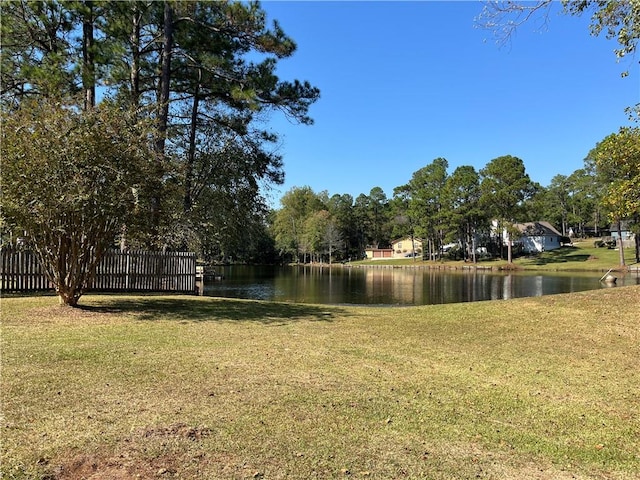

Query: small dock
left=196, top=266, right=224, bottom=281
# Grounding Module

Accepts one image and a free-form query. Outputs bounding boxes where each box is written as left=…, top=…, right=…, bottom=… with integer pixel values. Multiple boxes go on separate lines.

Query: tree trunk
left=130, top=5, right=142, bottom=107
left=156, top=2, right=173, bottom=157
left=184, top=74, right=201, bottom=213
left=82, top=0, right=95, bottom=110
left=116, top=4, right=143, bottom=251
left=633, top=213, right=640, bottom=263
left=58, top=290, right=80, bottom=307
left=468, top=223, right=477, bottom=263
left=616, top=219, right=625, bottom=266
left=149, top=2, right=174, bottom=244
left=410, top=233, right=416, bottom=262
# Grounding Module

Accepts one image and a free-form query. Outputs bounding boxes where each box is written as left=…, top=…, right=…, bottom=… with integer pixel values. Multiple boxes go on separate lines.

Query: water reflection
left=199, top=265, right=639, bottom=306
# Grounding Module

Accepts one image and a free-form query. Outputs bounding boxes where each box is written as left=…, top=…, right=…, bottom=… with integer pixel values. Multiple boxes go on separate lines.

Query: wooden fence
left=0, top=248, right=196, bottom=293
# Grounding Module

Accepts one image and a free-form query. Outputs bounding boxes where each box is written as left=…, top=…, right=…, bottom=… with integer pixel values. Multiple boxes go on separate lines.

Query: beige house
left=364, top=247, right=393, bottom=260
left=364, top=237, right=423, bottom=260
left=392, top=237, right=422, bottom=258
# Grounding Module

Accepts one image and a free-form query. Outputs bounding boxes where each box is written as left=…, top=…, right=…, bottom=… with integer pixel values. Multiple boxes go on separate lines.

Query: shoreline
left=292, top=261, right=640, bottom=274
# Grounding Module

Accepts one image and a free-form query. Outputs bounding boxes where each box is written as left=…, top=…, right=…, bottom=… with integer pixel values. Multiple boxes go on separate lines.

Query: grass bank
left=352, top=240, right=639, bottom=272
left=2, top=287, right=639, bottom=479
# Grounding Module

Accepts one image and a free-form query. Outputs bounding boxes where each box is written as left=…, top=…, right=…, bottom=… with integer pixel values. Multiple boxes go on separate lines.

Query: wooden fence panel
left=0, top=248, right=51, bottom=291
left=0, top=247, right=196, bottom=293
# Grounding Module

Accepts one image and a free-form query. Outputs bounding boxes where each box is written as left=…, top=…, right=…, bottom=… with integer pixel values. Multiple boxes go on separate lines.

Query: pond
left=197, top=265, right=640, bottom=306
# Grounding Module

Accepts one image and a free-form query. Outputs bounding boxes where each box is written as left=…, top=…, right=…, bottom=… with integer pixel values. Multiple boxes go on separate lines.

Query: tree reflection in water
left=199, top=265, right=640, bottom=306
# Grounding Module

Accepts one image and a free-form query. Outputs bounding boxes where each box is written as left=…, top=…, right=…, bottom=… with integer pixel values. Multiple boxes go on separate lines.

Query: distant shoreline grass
left=348, top=240, right=639, bottom=272
left=2, top=286, right=639, bottom=479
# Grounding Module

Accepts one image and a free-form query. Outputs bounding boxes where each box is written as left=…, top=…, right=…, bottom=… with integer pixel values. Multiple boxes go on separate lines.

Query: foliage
left=303, top=210, right=332, bottom=262
left=441, top=165, right=485, bottom=262
left=170, top=127, right=283, bottom=261
left=271, top=142, right=636, bottom=266
left=567, top=166, right=607, bottom=234
left=394, top=158, right=449, bottom=260
left=0, top=0, right=77, bottom=104
left=272, top=186, right=324, bottom=261
left=480, top=155, right=536, bottom=262
left=0, top=0, right=319, bottom=256
left=588, top=126, right=640, bottom=265
left=523, top=170, right=608, bottom=238
left=0, top=99, right=155, bottom=305
left=360, top=186, right=392, bottom=248
left=589, top=127, right=640, bottom=219
left=7, top=1, right=633, bottom=268
left=326, top=193, right=360, bottom=260
left=478, top=0, right=639, bottom=62
left=271, top=186, right=394, bottom=263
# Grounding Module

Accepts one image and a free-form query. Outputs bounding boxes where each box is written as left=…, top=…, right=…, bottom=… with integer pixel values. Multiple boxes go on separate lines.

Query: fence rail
left=0, top=248, right=196, bottom=293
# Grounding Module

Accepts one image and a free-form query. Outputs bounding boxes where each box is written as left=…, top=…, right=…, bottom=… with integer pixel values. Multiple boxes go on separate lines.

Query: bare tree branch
left=475, top=1, right=554, bottom=47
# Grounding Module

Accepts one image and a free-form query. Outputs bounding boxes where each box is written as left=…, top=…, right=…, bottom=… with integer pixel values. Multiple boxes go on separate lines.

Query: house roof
left=514, top=221, right=562, bottom=237
left=609, top=220, right=632, bottom=231
left=391, top=237, right=422, bottom=244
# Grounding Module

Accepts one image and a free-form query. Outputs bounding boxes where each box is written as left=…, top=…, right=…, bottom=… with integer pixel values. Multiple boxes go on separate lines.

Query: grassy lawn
left=2, top=287, right=639, bottom=479
left=353, top=240, right=638, bottom=272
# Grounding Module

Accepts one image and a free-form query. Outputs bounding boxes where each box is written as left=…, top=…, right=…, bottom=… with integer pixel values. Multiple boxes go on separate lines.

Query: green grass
left=2, top=288, right=639, bottom=479
left=353, top=240, right=638, bottom=272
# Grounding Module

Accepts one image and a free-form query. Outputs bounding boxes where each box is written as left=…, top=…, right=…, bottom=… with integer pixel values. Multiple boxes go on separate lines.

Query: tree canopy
left=587, top=126, right=640, bottom=265
left=1, top=0, right=319, bottom=255
left=480, top=155, right=536, bottom=263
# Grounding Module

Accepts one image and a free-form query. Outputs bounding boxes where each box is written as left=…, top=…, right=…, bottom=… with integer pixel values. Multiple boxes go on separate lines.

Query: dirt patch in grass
left=15, top=304, right=124, bottom=328
left=47, top=424, right=224, bottom=480
left=34, top=305, right=114, bottom=318
left=140, top=422, right=213, bottom=441
left=46, top=441, right=597, bottom=480
left=47, top=452, right=196, bottom=480
left=44, top=453, right=138, bottom=480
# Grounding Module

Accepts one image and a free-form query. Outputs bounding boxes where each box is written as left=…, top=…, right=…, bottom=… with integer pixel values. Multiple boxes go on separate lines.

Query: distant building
left=610, top=221, right=635, bottom=242
left=391, top=238, right=422, bottom=258
left=513, top=221, right=566, bottom=253
left=364, top=237, right=423, bottom=260
left=364, top=247, right=393, bottom=260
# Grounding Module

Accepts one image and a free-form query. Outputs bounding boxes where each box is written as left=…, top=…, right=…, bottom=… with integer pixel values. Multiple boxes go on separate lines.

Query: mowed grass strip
left=1, top=287, right=639, bottom=479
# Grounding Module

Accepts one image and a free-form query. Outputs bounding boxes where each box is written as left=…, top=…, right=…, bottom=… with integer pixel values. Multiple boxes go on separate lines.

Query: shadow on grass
left=79, top=296, right=342, bottom=324
left=521, top=246, right=591, bottom=266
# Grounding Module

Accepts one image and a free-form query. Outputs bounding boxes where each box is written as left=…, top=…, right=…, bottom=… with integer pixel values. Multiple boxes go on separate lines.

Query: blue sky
left=259, top=1, right=639, bottom=207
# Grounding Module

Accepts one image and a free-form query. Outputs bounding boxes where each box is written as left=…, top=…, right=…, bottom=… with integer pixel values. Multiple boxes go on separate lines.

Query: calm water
left=198, top=265, right=640, bottom=306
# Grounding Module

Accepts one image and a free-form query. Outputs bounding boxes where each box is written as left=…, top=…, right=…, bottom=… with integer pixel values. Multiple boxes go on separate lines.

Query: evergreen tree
left=480, top=155, right=536, bottom=263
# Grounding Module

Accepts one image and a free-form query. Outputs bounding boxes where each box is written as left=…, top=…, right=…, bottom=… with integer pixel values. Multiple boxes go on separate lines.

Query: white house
left=513, top=221, right=565, bottom=253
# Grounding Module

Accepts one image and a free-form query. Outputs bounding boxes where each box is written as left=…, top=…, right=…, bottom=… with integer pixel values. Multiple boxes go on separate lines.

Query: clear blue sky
left=259, top=1, right=639, bottom=207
